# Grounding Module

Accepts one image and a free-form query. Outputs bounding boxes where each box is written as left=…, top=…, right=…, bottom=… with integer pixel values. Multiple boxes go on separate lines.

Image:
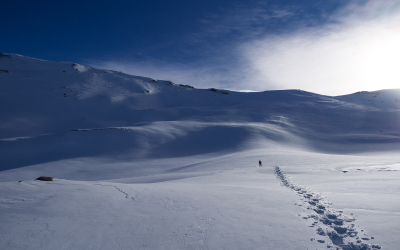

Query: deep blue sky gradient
left=2, top=0, right=347, bottom=63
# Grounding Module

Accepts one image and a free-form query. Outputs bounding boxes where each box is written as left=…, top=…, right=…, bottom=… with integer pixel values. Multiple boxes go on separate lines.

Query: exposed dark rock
left=178, top=84, right=194, bottom=89
left=0, top=54, right=11, bottom=59
left=165, top=80, right=176, bottom=85
left=36, top=176, right=54, bottom=181
left=208, top=88, right=229, bottom=95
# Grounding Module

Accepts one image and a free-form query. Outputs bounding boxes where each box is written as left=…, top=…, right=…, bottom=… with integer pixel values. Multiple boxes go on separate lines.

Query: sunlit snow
left=1, top=53, right=399, bottom=249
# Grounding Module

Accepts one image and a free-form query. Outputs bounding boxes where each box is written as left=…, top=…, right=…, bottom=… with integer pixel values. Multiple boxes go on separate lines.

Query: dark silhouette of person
left=259, top=160, right=262, bottom=167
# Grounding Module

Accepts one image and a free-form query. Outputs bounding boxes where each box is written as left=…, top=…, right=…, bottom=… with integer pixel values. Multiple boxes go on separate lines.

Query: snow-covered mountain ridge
left=1, top=53, right=400, bottom=250
left=1, top=53, right=400, bottom=172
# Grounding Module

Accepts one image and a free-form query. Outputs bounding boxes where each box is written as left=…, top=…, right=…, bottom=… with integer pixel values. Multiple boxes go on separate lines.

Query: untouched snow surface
left=1, top=53, right=400, bottom=249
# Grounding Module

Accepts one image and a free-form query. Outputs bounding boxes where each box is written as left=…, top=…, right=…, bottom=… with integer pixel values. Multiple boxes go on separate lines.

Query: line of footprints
left=273, top=166, right=381, bottom=250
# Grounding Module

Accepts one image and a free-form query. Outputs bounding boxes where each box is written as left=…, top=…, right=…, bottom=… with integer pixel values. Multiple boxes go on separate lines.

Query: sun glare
left=356, top=26, right=400, bottom=91
left=243, top=7, right=400, bottom=96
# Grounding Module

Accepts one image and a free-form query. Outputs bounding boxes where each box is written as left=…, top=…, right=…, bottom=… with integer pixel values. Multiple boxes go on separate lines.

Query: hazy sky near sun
left=2, top=0, right=400, bottom=96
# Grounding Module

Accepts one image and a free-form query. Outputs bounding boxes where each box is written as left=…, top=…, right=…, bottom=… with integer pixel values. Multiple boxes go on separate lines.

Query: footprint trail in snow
left=94, top=183, right=134, bottom=200
left=273, top=166, right=381, bottom=250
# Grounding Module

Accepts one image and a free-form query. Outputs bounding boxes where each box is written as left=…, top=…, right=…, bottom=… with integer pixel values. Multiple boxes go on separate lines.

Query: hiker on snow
left=259, top=160, right=262, bottom=167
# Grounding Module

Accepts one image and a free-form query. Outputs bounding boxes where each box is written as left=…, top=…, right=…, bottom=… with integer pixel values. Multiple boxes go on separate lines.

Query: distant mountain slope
left=337, top=89, right=400, bottom=110
left=1, top=53, right=400, bottom=173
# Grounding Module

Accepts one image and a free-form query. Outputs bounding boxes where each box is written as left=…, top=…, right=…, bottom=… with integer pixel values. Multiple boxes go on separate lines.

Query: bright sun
left=244, top=9, right=400, bottom=96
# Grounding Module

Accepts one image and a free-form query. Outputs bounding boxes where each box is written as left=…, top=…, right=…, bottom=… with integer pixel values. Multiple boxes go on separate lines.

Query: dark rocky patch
left=164, top=80, right=176, bottom=85
left=178, top=84, right=194, bottom=89
left=36, top=176, right=54, bottom=181
left=0, top=53, right=11, bottom=59
left=208, top=88, right=229, bottom=95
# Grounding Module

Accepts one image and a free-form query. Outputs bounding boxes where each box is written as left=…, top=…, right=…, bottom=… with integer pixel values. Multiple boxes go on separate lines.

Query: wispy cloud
left=191, top=3, right=296, bottom=42
left=88, top=2, right=298, bottom=91
left=88, top=1, right=400, bottom=96
left=241, top=0, right=400, bottom=95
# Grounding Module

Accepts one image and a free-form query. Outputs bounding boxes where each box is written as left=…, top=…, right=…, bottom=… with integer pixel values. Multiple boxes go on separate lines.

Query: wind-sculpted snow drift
left=1, top=53, right=400, bottom=249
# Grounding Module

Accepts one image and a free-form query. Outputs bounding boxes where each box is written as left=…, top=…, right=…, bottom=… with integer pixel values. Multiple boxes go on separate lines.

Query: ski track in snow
left=94, top=183, right=134, bottom=200
left=273, top=166, right=381, bottom=250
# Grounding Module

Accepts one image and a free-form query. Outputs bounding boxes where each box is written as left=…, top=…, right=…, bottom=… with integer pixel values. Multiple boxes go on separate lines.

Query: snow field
left=1, top=53, right=400, bottom=249
left=0, top=167, right=316, bottom=249
left=2, top=147, right=400, bottom=249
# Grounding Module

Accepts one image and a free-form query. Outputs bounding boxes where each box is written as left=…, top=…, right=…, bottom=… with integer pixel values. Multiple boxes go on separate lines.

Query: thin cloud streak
left=191, top=3, right=296, bottom=42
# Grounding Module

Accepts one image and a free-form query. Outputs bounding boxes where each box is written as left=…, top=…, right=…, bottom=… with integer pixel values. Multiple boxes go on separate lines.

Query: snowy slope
left=1, top=53, right=400, bottom=249
left=337, top=90, right=400, bottom=110
left=2, top=53, right=400, bottom=172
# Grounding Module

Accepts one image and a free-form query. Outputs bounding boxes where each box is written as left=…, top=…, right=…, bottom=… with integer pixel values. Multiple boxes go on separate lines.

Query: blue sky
left=2, top=0, right=400, bottom=95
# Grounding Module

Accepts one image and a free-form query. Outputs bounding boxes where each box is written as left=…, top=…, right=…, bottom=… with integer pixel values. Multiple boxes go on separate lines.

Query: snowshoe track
left=273, top=166, right=381, bottom=250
